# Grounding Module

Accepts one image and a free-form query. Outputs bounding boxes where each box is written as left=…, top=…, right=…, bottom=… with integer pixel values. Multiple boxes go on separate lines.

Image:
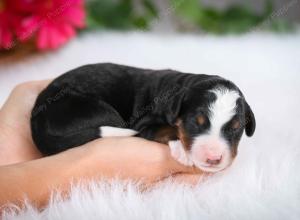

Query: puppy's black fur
left=31, top=63, right=255, bottom=155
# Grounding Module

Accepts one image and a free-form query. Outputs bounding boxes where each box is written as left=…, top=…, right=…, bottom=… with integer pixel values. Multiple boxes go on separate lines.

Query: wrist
left=65, top=138, right=138, bottom=181
left=53, top=142, right=112, bottom=182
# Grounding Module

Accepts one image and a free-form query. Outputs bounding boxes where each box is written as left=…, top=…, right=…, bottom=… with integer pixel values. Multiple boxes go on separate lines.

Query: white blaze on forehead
left=187, top=88, right=240, bottom=172
left=208, top=88, right=240, bottom=136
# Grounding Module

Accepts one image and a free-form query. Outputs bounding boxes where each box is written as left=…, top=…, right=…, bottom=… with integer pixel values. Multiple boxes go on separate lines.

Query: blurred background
left=0, top=0, right=299, bottom=53
left=0, top=0, right=299, bottom=107
left=1, top=2, right=300, bottom=218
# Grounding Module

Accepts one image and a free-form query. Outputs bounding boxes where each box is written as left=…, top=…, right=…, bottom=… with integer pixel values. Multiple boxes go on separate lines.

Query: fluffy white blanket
left=1, top=31, right=300, bottom=220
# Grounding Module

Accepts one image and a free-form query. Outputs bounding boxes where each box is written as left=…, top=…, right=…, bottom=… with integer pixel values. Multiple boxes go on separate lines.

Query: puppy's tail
left=31, top=125, right=101, bottom=156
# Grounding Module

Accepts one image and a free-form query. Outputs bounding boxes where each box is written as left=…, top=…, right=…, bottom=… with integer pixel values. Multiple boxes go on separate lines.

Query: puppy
left=31, top=63, right=255, bottom=173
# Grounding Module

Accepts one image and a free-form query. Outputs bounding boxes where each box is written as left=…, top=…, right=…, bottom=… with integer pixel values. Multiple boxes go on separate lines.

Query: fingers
left=0, top=79, right=53, bottom=155
left=11, top=79, right=52, bottom=95
left=174, top=162, right=203, bottom=174
left=51, top=136, right=206, bottom=189
left=102, top=137, right=203, bottom=175
left=1, top=79, right=53, bottom=114
left=165, top=151, right=203, bottom=175
left=169, top=173, right=205, bottom=186
left=30, top=79, right=53, bottom=92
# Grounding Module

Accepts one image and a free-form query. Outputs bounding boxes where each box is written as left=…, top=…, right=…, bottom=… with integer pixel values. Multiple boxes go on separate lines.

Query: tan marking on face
left=231, top=142, right=239, bottom=158
left=197, top=115, right=206, bottom=125
left=232, top=120, right=240, bottom=130
left=176, top=119, right=191, bottom=150
left=154, top=125, right=177, bottom=144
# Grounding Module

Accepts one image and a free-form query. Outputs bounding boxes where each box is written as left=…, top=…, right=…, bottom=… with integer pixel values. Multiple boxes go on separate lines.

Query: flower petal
left=37, top=25, right=49, bottom=50
left=0, top=28, right=13, bottom=49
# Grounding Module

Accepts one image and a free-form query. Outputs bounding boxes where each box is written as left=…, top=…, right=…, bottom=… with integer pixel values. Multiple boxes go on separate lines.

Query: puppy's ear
left=244, top=101, right=256, bottom=137
left=166, top=91, right=186, bottom=125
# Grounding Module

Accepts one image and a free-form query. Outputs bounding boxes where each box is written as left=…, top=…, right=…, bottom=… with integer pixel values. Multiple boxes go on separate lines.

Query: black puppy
left=31, top=63, right=255, bottom=173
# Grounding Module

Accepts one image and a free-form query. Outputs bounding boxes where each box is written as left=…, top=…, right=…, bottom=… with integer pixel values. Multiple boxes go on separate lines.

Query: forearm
left=0, top=145, right=91, bottom=209
left=0, top=136, right=198, bottom=212
left=0, top=137, right=179, bottom=210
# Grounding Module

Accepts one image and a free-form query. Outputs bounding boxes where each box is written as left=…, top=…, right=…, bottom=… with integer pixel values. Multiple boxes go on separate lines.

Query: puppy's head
left=168, top=79, right=255, bottom=172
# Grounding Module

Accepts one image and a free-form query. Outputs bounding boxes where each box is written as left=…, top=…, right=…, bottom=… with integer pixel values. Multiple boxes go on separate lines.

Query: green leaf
left=85, top=0, right=134, bottom=30
left=85, top=0, right=158, bottom=31
left=132, top=16, right=149, bottom=29
left=171, top=0, right=202, bottom=24
left=142, top=0, right=158, bottom=17
left=269, top=20, right=295, bottom=32
left=172, top=0, right=294, bottom=34
left=84, top=0, right=293, bottom=34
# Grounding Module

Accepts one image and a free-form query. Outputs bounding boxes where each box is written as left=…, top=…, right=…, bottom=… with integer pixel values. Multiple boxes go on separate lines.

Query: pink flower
left=16, top=0, right=86, bottom=50
left=0, top=12, right=13, bottom=49
left=0, top=1, right=20, bottom=49
left=0, top=0, right=86, bottom=51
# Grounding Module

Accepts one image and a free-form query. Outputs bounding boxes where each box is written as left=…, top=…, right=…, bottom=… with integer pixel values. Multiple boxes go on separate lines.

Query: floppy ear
left=244, top=101, right=256, bottom=137
left=166, top=91, right=186, bottom=125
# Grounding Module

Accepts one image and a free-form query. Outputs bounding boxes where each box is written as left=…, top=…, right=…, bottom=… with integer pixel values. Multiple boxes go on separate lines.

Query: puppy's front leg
left=168, top=140, right=193, bottom=166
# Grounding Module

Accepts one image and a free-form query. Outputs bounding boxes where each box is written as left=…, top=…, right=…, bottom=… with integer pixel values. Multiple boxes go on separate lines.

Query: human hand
left=0, top=80, right=51, bottom=165
left=75, top=137, right=204, bottom=186
left=0, top=136, right=203, bottom=209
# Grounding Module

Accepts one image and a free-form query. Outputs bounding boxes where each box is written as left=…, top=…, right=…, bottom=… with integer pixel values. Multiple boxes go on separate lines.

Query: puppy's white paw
left=100, top=126, right=138, bottom=137
left=168, top=140, right=193, bottom=166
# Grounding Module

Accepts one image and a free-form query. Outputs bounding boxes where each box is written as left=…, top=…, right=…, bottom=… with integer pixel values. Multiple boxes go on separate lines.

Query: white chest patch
left=208, top=88, right=240, bottom=136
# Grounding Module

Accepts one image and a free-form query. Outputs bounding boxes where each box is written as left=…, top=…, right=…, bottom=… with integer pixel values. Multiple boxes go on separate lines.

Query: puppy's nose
left=206, top=155, right=222, bottom=165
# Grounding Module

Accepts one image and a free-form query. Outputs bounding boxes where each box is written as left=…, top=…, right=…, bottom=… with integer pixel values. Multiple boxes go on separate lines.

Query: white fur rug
left=1, top=31, right=300, bottom=220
